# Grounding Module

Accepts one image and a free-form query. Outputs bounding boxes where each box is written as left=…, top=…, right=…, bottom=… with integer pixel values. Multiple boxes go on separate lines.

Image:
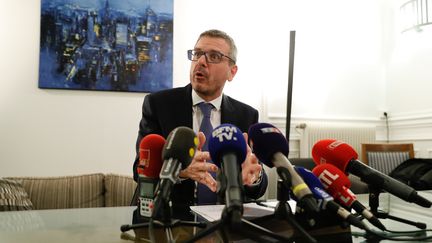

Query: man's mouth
left=194, top=69, right=207, bottom=79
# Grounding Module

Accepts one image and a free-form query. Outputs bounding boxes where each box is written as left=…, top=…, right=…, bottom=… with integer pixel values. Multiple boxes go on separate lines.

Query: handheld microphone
left=152, top=127, right=198, bottom=218
left=209, top=123, right=246, bottom=224
left=312, top=139, right=432, bottom=208
left=137, top=134, right=165, bottom=218
left=295, top=166, right=367, bottom=230
left=312, top=163, right=386, bottom=230
left=248, top=123, right=319, bottom=216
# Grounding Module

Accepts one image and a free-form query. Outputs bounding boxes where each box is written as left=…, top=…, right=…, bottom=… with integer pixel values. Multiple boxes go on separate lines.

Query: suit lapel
left=179, top=84, right=193, bottom=127
left=221, top=95, right=235, bottom=124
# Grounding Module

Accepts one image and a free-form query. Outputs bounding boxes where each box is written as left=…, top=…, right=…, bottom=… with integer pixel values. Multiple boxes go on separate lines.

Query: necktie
left=198, top=102, right=213, bottom=151
left=196, top=102, right=217, bottom=204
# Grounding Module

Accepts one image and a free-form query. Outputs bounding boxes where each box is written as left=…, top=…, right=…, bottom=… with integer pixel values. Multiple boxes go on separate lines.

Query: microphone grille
left=139, top=134, right=165, bottom=178
left=311, top=139, right=358, bottom=172
left=248, top=123, right=288, bottom=167
left=162, top=126, right=198, bottom=169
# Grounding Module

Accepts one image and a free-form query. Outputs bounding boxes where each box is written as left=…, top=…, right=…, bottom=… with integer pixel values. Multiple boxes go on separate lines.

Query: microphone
left=208, top=123, right=246, bottom=224
left=295, top=166, right=367, bottom=230
left=248, top=123, right=319, bottom=216
left=312, top=163, right=386, bottom=230
left=312, top=139, right=432, bottom=208
left=152, top=126, right=198, bottom=218
left=137, top=134, right=165, bottom=218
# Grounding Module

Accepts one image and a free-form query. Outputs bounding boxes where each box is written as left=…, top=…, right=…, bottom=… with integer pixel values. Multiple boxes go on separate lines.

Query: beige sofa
left=3, top=173, right=137, bottom=210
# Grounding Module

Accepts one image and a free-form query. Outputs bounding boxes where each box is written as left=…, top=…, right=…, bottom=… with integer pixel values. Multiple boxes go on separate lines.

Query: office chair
left=361, top=143, right=414, bottom=175
left=360, top=143, right=429, bottom=230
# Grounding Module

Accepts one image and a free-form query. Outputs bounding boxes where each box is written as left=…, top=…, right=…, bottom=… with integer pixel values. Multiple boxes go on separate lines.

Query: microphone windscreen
left=162, top=126, right=198, bottom=169
left=208, top=124, right=247, bottom=167
left=139, top=134, right=166, bottom=178
left=248, top=123, right=288, bottom=167
left=312, top=164, right=351, bottom=192
left=312, top=139, right=358, bottom=172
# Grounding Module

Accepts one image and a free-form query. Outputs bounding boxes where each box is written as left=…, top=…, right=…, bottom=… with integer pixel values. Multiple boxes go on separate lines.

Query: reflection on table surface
left=352, top=190, right=432, bottom=243
left=0, top=206, right=135, bottom=243
left=0, top=191, right=430, bottom=243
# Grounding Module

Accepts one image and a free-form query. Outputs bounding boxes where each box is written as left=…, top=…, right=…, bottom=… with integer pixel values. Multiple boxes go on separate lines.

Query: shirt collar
left=192, top=89, right=222, bottom=110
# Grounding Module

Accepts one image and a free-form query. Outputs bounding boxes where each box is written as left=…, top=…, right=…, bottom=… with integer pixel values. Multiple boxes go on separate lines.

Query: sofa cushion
left=7, top=173, right=105, bottom=210
left=104, top=174, right=136, bottom=207
left=0, top=178, right=33, bottom=211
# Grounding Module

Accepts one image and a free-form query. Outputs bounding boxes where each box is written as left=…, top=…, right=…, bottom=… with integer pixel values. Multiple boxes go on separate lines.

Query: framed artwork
left=38, top=0, right=173, bottom=92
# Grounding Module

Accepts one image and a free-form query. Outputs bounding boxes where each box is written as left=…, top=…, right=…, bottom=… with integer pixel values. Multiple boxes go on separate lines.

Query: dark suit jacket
left=133, top=84, right=268, bottom=206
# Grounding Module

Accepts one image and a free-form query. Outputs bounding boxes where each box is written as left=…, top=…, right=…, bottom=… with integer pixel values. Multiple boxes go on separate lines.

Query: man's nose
left=196, top=54, right=208, bottom=65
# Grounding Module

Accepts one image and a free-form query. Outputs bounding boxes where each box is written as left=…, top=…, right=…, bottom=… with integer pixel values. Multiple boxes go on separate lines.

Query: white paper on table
left=190, top=202, right=278, bottom=222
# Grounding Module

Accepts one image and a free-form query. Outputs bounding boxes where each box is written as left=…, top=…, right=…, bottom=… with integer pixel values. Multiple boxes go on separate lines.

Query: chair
left=361, top=143, right=414, bottom=175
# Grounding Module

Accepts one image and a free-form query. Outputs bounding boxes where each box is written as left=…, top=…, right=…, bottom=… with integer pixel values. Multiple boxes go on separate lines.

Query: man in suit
left=133, top=29, right=267, bottom=207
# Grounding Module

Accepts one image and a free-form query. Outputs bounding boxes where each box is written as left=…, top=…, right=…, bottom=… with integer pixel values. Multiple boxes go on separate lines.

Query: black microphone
left=152, top=126, right=198, bottom=218
left=312, top=139, right=432, bottom=208
left=209, top=123, right=247, bottom=225
left=248, top=123, right=319, bottom=216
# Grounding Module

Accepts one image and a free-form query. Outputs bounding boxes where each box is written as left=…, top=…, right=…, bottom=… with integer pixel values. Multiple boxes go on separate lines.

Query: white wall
left=0, top=0, right=144, bottom=177
left=175, top=0, right=387, bottom=122
left=0, top=0, right=415, bottom=177
left=376, top=0, right=432, bottom=158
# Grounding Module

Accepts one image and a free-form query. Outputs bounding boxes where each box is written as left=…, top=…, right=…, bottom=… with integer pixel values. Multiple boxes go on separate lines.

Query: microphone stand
left=184, top=173, right=293, bottom=243
left=252, top=179, right=317, bottom=243
left=368, top=185, right=426, bottom=229
left=120, top=199, right=207, bottom=241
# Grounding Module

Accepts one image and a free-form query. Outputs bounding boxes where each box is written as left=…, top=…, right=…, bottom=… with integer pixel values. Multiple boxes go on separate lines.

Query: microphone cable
left=386, top=228, right=432, bottom=235
left=352, top=225, right=432, bottom=241
left=384, top=112, right=389, bottom=143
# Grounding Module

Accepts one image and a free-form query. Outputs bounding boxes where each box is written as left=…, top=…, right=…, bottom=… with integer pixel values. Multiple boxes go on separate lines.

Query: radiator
left=299, top=124, right=376, bottom=158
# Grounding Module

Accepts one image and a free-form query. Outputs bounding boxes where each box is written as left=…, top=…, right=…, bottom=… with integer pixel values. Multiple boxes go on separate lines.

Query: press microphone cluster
left=312, top=139, right=432, bottom=208
left=248, top=123, right=319, bottom=216
left=152, top=126, right=198, bottom=218
left=295, top=166, right=367, bottom=230
left=312, top=163, right=386, bottom=230
left=136, top=134, right=165, bottom=218
left=122, top=129, right=207, bottom=235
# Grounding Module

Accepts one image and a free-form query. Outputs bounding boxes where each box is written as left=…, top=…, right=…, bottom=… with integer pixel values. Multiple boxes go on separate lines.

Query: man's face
left=189, top=36, right=237, bottom=101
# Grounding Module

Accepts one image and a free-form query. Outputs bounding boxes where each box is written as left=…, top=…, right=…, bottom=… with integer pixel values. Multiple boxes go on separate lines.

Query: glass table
left=0, top=191, right=431, bottom=243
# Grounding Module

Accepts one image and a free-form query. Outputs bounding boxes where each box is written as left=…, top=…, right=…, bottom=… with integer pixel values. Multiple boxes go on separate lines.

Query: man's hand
left=178, top=132, right=218, bottom=191
left=241, top=133, right=262, bottom=185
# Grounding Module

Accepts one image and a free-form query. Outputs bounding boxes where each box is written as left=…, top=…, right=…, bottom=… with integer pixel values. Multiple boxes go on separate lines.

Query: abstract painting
left=39, top=0, right=173, bottom=92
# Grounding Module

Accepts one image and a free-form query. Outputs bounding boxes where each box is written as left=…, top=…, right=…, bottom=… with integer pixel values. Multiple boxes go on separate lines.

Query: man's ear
left=227, top=64, right=238, bottom=81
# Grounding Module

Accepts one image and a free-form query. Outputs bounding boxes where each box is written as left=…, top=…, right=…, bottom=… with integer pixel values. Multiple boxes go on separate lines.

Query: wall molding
left=388, top=109, right=432, bottom=122
left=265, top=116, right=381, bottom=140
left=376, top=111, right=432, bottom=141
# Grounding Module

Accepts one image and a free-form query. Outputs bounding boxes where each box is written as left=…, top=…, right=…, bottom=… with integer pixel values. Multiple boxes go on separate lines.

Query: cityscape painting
left=38, top=0, right=173, bottom=92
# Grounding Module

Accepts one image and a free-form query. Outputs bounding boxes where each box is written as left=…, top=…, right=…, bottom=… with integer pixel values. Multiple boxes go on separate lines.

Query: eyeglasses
left=187, top=49, right=235, bottom=64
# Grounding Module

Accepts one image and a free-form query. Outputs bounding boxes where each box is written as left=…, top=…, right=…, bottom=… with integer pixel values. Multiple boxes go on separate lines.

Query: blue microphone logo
left=212, top=125, right=239, bottom=142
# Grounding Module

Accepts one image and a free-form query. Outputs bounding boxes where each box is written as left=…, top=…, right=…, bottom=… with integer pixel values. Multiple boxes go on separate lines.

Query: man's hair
left=197, top=29, right=237, bottom=64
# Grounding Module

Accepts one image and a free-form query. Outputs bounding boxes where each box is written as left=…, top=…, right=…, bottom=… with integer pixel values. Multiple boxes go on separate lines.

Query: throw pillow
left=0, top=178, right=33, bottom=211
